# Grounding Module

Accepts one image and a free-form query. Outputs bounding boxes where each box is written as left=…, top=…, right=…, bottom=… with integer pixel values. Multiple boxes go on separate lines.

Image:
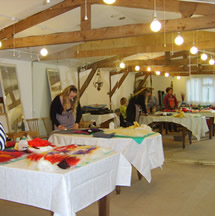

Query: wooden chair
left=26, top=118, right=48, bottom=139
left=41, top=117, right=53, bottom=137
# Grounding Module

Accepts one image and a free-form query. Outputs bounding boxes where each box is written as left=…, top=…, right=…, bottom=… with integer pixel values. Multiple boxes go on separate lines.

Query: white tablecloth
left=82, top=113, right=116, bottom=126
left=139, top=113, right=209, bottom=141
left=0, top=151, right=131, bottom=216
left=48, top=132, right=164, bottom=183
left=190, top=111, right=215, bottom=123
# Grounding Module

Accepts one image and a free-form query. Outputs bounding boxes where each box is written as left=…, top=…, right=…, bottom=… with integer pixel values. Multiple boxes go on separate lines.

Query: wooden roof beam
left=0, top=0, right=81, bottom=40
left=2, top=14, right=215, bottom=49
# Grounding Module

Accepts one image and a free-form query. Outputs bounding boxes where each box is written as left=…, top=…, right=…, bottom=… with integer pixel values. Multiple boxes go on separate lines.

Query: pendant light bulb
left=103, top=0, right=116, bottom=4
left=174, top=32, right=184, bottom=46
left=209, top=58, right=215, bottom=65
left=120, top=62, right=126, bottom=69
left=165, top=72, right=169, bottom=77
left=147, top=66, right=151, bottom=72
left=190, top=46, right=198, bottom=55
left=177, top=76, right=181, bottom=80
left=201, top=53, right=208, bottom=61
left=155, top=71, right=161, bottom=76
left=0, top=41, right=2, bottom=48
left=150, top=17, right=161, bottom=32
left=40, top=48, right=48, bottom=56
left=135, top=65, right=140, bottom=71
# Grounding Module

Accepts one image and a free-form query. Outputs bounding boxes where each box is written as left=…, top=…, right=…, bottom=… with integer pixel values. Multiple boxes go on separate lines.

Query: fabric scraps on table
left=26, top=144, right=100, bottom=170
left=0, top=149, right=28, bottom=164
left=28, top=138, right=54, bottom=148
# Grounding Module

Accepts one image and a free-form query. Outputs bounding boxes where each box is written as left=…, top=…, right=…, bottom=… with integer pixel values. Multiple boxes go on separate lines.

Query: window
left=186, top=76, right=215, bottom=105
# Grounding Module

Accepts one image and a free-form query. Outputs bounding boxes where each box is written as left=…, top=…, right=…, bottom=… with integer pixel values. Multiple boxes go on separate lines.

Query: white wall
left=151, top=75, right=187, bottom=104
left=79, top=69, right=136, bottom=111
left=0, top=58, right=33, bottom=119
left=32, top=62, right=78, bottom=118
left=0, top=57, right=189, bottom=122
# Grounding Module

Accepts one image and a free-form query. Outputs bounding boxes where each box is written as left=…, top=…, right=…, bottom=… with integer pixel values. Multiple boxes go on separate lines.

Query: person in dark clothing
left=126, top=91, right=147, bottom=126
left=50, top=85, right=82, bottom=130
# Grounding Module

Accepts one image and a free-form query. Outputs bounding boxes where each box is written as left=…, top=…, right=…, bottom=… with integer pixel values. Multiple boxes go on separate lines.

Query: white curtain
left=186, top=76, right=215, bottom=105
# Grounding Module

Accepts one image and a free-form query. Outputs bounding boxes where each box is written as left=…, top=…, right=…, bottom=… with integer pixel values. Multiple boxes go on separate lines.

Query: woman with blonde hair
left=50, top=85, right=82, bottom=130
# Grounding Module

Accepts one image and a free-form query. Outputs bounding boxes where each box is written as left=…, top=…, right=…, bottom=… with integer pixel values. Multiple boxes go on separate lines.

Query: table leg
left=209, top=117, right=213, bottom=139
left=137, top=170, right=143, bottom=180
left=115, top=186, right=121, bottom=194
left=188, top=131, right=192, bottom=144
left=98, top=194, right=110, bottom=216
left=182, top=127, right=186, bottom=149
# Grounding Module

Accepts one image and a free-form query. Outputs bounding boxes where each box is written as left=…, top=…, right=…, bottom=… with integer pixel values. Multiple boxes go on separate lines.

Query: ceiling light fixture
left=120, top=62, right=126, bottom=69
left=103, top=0, right=116, bottom=4
left=147, top=66, right=151, bottom=72
left=164, top=72, right=169, bottom=77
left=40, top=48, right=48, bottom=56
left=155, top=71, right=161, bottom=75
left=46, top=0, right=51, bottom=3
left=177, top=76, right=181, bottom=80
left=190, top=31, right=198, bottom=55
left=190, top=44, right=198, bottom=55
left=135, top=65, right=140, bottom=71
left=0, top=41, right=2, bottom=48
left=150, top=0, right=162, bottom=32
left=209, top=58, right=215, bottom=65
left=174, top=32, right=184, bottom=46
left=201, top=53, right=208, bottom=61
left=93, top=69, right=103, bottom=91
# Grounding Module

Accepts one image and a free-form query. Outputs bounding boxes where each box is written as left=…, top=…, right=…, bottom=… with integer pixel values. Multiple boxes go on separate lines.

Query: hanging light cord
left=154, top=0, right=157, bottom=18
left=163, top=0, right=166, bottom=47
left=85, top=0, right=88, bottom=20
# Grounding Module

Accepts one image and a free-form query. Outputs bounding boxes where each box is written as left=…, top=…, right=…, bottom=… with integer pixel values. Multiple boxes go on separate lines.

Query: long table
left=189, top=111, right=215, bottom=138
left=139, top=113, right=209, bottom=148
left=0, top=149, right=131, bottom=216
left=48, top=131, right=164, bottom=183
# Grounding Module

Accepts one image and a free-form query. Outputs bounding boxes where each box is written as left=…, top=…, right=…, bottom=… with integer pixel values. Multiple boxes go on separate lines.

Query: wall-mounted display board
left=47, top=68, right=62, bottom=101
left=0, top=64, right=24, bottom=132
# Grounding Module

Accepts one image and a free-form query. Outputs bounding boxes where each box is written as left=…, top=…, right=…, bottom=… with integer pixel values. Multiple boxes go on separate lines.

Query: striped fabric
left=0, top=123, right=6, bottom=151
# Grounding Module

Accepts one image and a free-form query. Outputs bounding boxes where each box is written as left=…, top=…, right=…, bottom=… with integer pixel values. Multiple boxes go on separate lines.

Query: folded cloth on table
left=93, top=132, right=115, bottom=138
left=114, top=132, right=156, bottom=144
left=50, top=128, right=103, bottom=136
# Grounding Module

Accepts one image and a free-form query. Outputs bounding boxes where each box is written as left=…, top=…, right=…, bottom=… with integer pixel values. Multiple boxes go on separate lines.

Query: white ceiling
left=0, top=0, right=213, bottom=67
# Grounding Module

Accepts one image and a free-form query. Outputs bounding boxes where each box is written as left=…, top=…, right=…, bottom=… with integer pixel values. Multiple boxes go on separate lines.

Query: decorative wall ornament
left=93, top=69, right=103, bottom=91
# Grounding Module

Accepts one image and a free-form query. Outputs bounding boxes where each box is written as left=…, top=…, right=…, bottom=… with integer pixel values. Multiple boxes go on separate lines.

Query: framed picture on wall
left=0, top=104, right=4, bottom=113
left=46, top=68, right=62, bottom=100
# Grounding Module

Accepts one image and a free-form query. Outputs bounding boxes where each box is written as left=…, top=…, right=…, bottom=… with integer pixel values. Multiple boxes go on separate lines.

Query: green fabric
left=120, top=105, right=127, bottom=119
left=114, top=132, right=157, bottom=144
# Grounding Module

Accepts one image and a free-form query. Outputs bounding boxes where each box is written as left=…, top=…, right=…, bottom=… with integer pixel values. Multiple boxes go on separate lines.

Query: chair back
left=42, top=117, right=53, bottom=136
left=25, top=118, right=40, bottom=133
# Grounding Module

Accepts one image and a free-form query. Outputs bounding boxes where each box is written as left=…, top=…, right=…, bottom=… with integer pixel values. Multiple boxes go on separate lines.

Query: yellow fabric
left=120, top=105, right=127, bottom=119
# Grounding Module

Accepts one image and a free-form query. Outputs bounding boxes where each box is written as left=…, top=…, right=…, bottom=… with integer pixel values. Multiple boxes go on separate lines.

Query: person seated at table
left=164, top=87, right=178, bottom=132
left=50, top=85, right=82, bottom=130
left=126, top=89, right=147, bottom=126
left=164, top=87, right=178, bottom=111
left=120, top=97, right=127, bottom=127
left=146, top=90, right=158, bottom=113
left=0, top=122, right=6, bottom=151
